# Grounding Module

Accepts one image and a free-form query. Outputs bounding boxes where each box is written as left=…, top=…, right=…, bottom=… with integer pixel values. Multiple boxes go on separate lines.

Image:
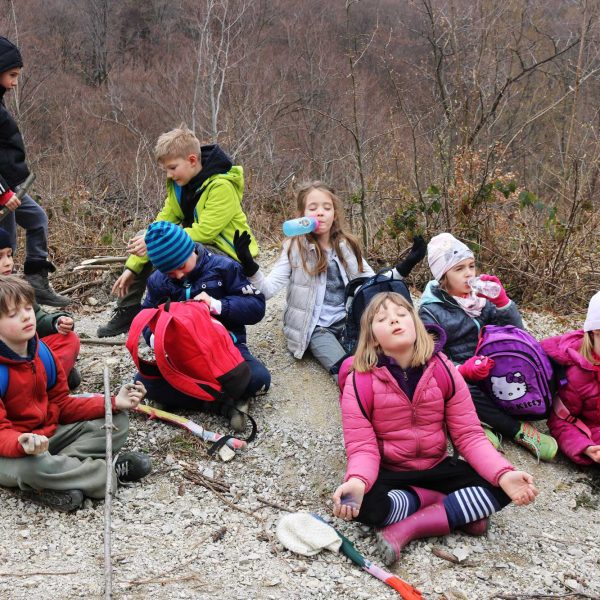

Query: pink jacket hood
left=541, top=330, right=596, bottom=371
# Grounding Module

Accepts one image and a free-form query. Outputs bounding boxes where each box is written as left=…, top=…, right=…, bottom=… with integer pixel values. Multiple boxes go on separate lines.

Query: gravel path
left=0, top=266, right=598, bottom=600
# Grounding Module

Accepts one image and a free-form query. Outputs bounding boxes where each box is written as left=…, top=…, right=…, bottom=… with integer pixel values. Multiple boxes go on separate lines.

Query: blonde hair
left=287, top=181, right=365, bottom=276
left=352, top=292, right=435, bottom=372
left=580, top=332, right=600, bottom=365
left=154, top=124, right=201, bottom=162
left=0, top=275, right=35, bottom=316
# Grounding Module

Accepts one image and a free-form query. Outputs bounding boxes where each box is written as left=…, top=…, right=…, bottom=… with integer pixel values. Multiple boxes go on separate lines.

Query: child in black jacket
left=0, top=36, right=69, bottom=307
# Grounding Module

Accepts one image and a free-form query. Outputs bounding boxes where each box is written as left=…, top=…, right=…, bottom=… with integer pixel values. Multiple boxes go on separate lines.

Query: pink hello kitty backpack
left=475, top=325, right=555, bottom=418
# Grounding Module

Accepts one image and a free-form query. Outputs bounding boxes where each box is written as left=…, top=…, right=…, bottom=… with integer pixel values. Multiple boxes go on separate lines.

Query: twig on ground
left=0, top=570, right=78, bottom=577
left=73, top=265, right=116, bottom=272
left=256, top=496, right=293, bottom=512
left=80, top=338, right=125, bottom=346
left=80, top=257, right=127, bottom=265
left=491, top=593, right=599, bottom=599
left=182, top=467, right=264, bottom=522
left=126, top=573, right=203, bottom=586
left=60, top=278, right=104, bottom=295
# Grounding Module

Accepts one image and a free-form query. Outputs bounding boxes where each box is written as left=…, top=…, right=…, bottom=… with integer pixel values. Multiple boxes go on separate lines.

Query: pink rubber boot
left=410, top=487, right=488, bottom=536
left=376, top=502, right=451, bottom=566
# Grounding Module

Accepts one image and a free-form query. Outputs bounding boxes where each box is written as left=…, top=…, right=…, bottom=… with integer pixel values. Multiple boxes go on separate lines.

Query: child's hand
left=332, top=478, right=366, bottom=521
left=56, top=316, right=74, bottom=335
left=127, top=234, right=147, bottom=257
left=114, top=382, right=146, bottom=410
left=111, top=270, right=136, bottom=297
left=498, top=470, right=538, bottom=506
left=194, top=291, right=212, bottom=306
left=233, top=230, right=260, bottom=277
left=457, top=355, right=494, bottom=381
left=584, top=445, right=600, bottom=463
left=193, top=292, right=222, bottom=315
left=4, top=192, right=21, bottom=212
left=477, top=274, right=510, bottom=308
left=18, top=433, right=49, bottom=455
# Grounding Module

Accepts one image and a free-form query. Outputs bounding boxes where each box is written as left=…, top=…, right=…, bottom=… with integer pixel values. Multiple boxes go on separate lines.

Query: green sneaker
left=515, top=422, right=558, bottom=462
left=482, top=425, right=502, bottom=450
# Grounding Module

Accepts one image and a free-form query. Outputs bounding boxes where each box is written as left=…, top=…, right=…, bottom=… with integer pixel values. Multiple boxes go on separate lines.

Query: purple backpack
left=475, top=325, right=554, bottom=418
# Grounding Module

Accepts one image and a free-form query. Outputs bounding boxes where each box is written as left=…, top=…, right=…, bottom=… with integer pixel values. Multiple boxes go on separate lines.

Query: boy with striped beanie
left=138, top=222, right=271, bottom=431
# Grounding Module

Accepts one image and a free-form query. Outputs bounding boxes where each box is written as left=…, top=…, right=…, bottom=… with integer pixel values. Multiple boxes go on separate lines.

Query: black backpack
left=340, top=268, right=413, bottom=355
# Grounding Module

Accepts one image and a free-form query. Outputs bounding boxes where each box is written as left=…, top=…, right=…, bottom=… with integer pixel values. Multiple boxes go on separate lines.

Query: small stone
left=19, top=530, right=30, bottom=538
left=86, top=297, right=99, bottom=306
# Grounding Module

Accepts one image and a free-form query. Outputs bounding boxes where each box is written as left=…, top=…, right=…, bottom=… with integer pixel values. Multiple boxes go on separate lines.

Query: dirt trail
left=0, top=271, right=598, bottom=600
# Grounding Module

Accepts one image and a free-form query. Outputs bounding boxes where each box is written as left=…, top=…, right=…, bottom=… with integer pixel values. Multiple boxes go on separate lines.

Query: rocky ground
left=0, top=258, right=598, bottom=600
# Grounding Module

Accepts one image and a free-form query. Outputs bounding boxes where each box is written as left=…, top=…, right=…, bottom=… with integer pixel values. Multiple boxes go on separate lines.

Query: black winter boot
left=24, top=260, right=70, bottom=307
left=97, top=304, right=142, bottom=337
left=20, top=489, right=84, bottom=512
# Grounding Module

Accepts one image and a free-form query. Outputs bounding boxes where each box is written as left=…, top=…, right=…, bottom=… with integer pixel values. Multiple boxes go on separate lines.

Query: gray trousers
left=308, top=318, right=347, bottom=374
left=0, top=412, right=129, bottom=499
left=0, top=193, right=49, bottom=261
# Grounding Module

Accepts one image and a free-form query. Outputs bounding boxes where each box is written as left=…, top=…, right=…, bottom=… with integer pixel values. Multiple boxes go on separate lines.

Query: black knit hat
left=0, top=37, right=23, bottom=74
left=0, top=228, right=11, bottom=249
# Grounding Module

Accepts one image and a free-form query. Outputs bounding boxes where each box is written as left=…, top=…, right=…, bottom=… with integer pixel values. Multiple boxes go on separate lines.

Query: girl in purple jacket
left=541, top=291, right=600, bottom=466
left=332, top=291, right=537, bottom=566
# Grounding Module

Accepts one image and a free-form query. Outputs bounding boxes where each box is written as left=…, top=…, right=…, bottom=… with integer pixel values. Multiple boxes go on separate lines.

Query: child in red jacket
left=332, top=291, right=537, bottom=566
left=541, top=291, right=600, bottom=465
left=0, top=276, right=151, bottom=512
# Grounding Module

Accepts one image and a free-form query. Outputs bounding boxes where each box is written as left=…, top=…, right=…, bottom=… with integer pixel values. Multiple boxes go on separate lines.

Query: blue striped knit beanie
left=145, top=222, right=195, bottom=273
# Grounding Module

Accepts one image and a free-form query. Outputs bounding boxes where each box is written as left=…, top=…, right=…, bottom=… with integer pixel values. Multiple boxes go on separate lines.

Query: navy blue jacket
left=143, top=244, right=265, bottom=345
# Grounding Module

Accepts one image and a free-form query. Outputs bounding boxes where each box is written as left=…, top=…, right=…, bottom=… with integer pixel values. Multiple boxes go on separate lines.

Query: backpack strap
left=126, top=306, right=164, bottom=379
left=0, top=340, right=57, bottom=398
left=0, top=365, right=7, bottom=398
left=38, top=340, right=57, bottom=390
left=552, top=396, right=593, bottom=438
left=433, top=354, right=456, bottom=401
left=351, top=370, right=374, bottom=420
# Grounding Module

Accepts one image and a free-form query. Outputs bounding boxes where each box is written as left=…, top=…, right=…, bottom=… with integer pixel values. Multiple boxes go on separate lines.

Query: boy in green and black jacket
left=97, top=126, right=259, bottom=337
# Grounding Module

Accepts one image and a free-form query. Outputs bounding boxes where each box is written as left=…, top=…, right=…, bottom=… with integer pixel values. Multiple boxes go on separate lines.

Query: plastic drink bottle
left=469, top=277, right=501, bottom=298
left=282, top=217, right=319, bottom=236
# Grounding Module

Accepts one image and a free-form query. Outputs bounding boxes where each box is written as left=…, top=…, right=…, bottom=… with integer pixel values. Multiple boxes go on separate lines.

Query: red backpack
left=127, top=300, right=251, bottom=404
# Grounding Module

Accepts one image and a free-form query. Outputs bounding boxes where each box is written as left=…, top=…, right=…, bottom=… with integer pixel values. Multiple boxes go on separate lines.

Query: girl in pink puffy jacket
left=541, top=291, right=600, bottom=466
left=332, top=291, right=537, bottom=566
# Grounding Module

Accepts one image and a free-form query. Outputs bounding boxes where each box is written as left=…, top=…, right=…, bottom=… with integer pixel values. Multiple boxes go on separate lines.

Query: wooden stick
left=80, top=257, right=127, bottom=265
left=60, top=278, right=104, bottom=295
left=181, top=467, right=264, bottom=521
left=127, top=574, right=202, bottom=586
left=103, top=366, right=114, bottom=600
left=256, top=496, right=293, bottom=512
left=0, top=570, right=78, bottom=577
left=492, top=593, right=599, bottom=599
left=73, top=265, right=115, bottom=272
left=81, top=338, right=125, bottom=346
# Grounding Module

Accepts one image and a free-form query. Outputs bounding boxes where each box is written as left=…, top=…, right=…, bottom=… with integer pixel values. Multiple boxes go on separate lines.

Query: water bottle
left=469, top=276, right=501, bottom=298
left=282, top=216, right=319, bottom=237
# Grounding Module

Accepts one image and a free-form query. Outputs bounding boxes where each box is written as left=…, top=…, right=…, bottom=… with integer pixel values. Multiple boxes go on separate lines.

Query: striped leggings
left=356, top=457, right=511, bottom=527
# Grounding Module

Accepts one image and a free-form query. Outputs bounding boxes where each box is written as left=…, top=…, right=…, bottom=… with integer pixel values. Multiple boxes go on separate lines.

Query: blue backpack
left=0, top=340, right=57, bottom=397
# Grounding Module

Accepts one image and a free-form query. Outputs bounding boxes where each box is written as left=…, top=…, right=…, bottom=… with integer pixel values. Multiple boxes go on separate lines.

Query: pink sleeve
left=444, top=367, right=514, bottom=485
left=340, top=372, right=381, bottom=493
left=547, top=410, right=593, bottom=466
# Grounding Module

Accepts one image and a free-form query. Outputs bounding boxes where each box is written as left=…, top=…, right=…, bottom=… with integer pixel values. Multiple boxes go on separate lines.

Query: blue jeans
left=135, top=343, right=270, bottom=414
left=0, top=193, right=49, bottom=261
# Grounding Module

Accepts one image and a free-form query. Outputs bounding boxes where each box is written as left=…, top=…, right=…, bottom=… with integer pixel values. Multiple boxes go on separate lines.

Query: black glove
left=395, top=235, right=427, bottom=277
left=233, top=230, right=260, bottom=277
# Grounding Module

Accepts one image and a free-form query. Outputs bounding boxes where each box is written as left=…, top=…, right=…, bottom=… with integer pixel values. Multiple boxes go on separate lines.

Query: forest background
left=2, top=0, right=599, bottom=312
